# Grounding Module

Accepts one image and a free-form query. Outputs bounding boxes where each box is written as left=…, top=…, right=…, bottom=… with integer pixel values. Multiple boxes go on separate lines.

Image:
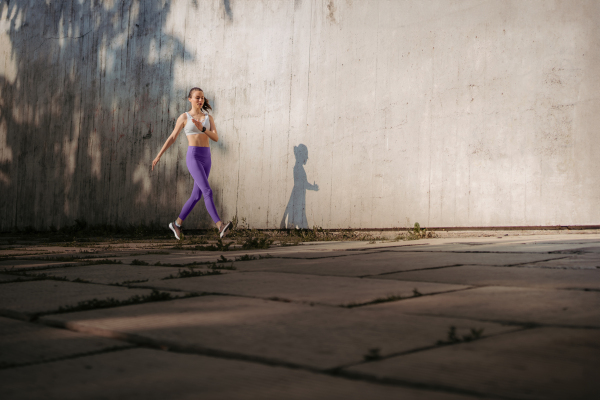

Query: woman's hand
left=191, top=118, right=204, bottom=131
left=152, top=156, right=160, bottom=171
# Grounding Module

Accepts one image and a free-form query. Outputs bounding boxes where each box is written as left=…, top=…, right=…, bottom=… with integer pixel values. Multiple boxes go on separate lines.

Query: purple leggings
left=178, top=146, right=220, bottom=223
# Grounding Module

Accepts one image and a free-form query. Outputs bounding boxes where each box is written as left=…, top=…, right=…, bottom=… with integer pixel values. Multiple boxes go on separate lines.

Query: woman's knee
left=202, top=186, right=213, bottom=198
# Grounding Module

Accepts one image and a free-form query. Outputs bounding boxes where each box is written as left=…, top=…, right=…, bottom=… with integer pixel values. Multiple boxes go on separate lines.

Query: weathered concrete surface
left=41, top=296, right=513, bottom=370
left=349, top=328, right=600, bottom=400
left=134, top=272, right=468, bottom=305
left=369, top=286, right=600, bottom=328
left=1, top=233, right=599, bottom=398
left=233, top=251, right=567, bottom=276
left=1, top=1, right=599, bottom=230
left=0, top=280, right=168, bottom=319
left=0, top=349, right=473, bottom=400
left=377, top=265, right=600, bottom=289
left=0, top=316, right=129, bottom=368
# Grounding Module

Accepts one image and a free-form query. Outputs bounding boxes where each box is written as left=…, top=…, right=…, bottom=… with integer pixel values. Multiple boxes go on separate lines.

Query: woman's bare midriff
left=187, top=134, right=210, bottom=147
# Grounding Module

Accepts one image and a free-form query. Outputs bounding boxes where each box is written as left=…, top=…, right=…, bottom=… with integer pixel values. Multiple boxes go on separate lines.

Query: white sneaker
left=219, top=222, right=231, bottom=238
left=169, top=222, right=181, bottom=240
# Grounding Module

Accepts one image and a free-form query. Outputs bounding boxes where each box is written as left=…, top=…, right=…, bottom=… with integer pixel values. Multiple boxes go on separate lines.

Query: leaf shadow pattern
left=0, top=1, right=194, bottom=230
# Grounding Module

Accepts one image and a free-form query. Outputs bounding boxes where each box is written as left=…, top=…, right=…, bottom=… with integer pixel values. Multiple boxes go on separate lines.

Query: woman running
left=152, top=87, right=231, bottom=240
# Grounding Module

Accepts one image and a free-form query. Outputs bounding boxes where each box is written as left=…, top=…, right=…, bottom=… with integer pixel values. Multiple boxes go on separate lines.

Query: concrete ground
left=1, top=233, right=600, bottom=399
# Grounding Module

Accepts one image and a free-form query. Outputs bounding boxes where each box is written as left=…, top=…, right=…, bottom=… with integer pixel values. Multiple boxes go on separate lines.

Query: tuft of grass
left=236, top=254, right=256, bottom=261
left=130, top=259, right=149, bottom=266
left=268, top=296, right=291, bottom=303
left=82, top=259, right=123, bottom=265
left=242, top=237, right=272, bottom=250
left=436, top=326, right=485, bottom=345
left=188, top=239, right=233, bottom=252
left=363, top=348, right=382, bottom=361
left=116, top=279, right=149, bottom=286
left=217, top=255, right=230, bottom=263
left=53, top=290, right=177, bottom=314
left=162, top=267, right=222, bottom=280
left=210, top=263, right=236, bottom=271
left=344, top=295, right=404, bottom=308
left=412, top=288, right=422, bottom=297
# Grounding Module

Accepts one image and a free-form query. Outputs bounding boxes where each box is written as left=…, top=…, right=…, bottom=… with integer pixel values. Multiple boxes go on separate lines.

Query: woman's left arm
left=204, top=115, right=218, bottom=142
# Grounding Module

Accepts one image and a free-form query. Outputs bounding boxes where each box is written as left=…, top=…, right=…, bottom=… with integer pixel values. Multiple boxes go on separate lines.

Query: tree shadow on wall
left=0, top=1, right=192, bottom=230
left=280, top=144, right=319, bottom=229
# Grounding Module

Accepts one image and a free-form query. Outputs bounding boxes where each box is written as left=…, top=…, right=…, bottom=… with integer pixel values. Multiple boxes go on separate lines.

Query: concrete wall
left=1, top=0, right=599, bottom=230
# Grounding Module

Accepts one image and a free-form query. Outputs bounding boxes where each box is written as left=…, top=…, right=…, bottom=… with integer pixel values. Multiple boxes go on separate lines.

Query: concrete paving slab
left=376, top=265, right=600, bottom=290
left=0, top=259, right=79, bottom=272
left=348, top=327, right=600, bottom=400
left=0, top=280, right=167, bottom=319
left=135, top=272, right=469, bottom=306
left=33, top=264, right=197, bottom=285
left=0, top=316, right=130, bottom=368
left=368, top=286, right=600, bottom=328
left=520, top=253, right=600, bottom=269
left=0, top=348, right=474, bottom=400
left=232, top=251, right=567, bottom=277
left=40, top=296, right=515, bottom=370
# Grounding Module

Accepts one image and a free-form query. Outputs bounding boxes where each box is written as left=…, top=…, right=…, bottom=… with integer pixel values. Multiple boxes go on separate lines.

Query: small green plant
left=217, top=255, right=230, bottom=263
left=236, top=254, right=256, bottom=261
left=437, top=326, right=485, bottom=345
left=363, top=348, right=382, bottom=361
left=130, top=259, right=149, bottom=265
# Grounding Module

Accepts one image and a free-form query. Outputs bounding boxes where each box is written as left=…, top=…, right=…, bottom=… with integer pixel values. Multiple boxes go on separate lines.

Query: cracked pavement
left=1, top=233, right=600, bottom=399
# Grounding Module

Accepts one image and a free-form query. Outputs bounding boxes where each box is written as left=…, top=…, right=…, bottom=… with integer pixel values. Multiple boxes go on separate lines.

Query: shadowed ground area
left=1, top=232, right=600, bottom=399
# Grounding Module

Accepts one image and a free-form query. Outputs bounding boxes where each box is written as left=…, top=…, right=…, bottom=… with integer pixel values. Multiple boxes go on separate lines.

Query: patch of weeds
left=116, top=279, right=149, bottom=286
left=242, top=237, right=272, bottom=250
left=344, top=295, right=404, bottom=308
left=363, top=348, right=382, bottom=361
left=188, top=239, right=233, bottom=251
left=53, top=289, right=175, bottom=314
left=72, top=278, right=90, bottom=283
left=402, top=222, right=435, bottom=241
left=210, top=263, right=236, bottom=271
left=82, top=259, right=123, bottom=265
left=436, top=326, right=485, bottom=345
left=235, top=254, right=256, bottom=261
left=268, top=296, right=291, bottom=303
left=217, top=255, right=230, bottom=263
left=412, top=288, right=422, bottom=297
left=162, top=267, right=222, bottom=280
left=130, top=259, right=149, bottom=266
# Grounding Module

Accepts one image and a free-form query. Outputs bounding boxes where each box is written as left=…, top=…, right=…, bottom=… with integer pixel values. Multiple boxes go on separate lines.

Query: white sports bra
left=184, top=112, right=210, bottom=136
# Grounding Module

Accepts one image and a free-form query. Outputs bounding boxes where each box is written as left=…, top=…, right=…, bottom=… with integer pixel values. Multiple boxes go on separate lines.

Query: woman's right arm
left=152, top=114, right=186, bottom=171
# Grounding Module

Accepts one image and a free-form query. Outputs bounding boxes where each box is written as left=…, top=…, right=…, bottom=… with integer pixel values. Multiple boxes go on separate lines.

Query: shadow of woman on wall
left=280, top=144, right=319, bottom=229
